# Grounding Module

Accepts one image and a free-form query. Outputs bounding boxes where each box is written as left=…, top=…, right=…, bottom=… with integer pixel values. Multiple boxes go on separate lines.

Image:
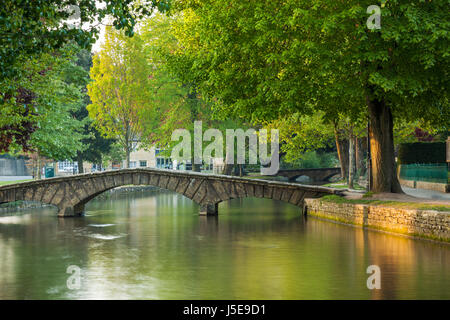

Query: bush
left=282, top=151, right=339, bottom=169
left=398, top=142, right=446, bottom=164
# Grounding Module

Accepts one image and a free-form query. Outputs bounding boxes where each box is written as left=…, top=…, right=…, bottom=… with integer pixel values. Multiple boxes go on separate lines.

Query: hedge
left=398, top=142, right=446, bottom=164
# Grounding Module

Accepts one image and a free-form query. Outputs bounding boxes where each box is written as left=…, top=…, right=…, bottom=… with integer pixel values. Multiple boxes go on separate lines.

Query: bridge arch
left=0, top=168, right=341, bottom=217
left=275, top=168, right=341, bottom=182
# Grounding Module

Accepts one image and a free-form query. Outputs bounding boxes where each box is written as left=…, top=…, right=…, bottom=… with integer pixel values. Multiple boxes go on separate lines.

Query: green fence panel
left=399, top=163, right=448, bottom=184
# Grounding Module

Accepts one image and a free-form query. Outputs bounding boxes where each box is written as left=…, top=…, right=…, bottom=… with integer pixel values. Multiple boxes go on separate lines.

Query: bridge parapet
left=0, top=168, right=343, bottom=217
left=275, top=168, right=341, bottom=182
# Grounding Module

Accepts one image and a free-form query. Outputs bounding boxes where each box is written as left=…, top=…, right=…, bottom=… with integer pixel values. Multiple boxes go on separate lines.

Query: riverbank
left=0, top=178, right=32, bottom=186
left=304, top=194, right=450, bottom=242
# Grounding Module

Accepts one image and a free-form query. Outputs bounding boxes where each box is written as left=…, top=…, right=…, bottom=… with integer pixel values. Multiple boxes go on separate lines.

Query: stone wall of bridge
left=0, top=169, right=342, bottom=217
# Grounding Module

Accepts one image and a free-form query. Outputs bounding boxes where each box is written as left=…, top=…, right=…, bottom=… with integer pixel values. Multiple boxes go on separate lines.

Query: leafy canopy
left=168, top=0, right=449, bottom=126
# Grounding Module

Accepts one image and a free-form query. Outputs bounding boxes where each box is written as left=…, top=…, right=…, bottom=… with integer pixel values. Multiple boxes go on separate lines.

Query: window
left=129, top=161, right=137, bottom=168
left=140, top=160, right=147, bottom=167
left=58, top=160, right=76, bottom=172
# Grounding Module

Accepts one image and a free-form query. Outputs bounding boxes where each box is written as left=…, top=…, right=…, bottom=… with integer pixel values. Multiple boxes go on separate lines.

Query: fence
left=399, top=163, right=448, bottom=184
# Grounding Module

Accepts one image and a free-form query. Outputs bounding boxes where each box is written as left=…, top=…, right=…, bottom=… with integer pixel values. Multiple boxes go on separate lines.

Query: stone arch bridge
left=0, top=168, right=343, bottom=217
left=276, top=168, right=341, bottom=182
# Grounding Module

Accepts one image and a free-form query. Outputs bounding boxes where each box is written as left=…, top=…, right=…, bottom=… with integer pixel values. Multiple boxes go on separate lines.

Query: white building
left=123, top=146, right=172, bottom=169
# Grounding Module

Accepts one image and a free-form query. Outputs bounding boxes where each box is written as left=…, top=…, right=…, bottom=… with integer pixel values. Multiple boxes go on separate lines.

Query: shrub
left=398, top=142, right=446, bottom=164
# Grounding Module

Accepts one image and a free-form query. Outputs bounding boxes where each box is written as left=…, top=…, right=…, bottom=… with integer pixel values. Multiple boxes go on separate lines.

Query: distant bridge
left=0, top=168, right=343, bottom=217
left=275, top=168, right=341, bottom=182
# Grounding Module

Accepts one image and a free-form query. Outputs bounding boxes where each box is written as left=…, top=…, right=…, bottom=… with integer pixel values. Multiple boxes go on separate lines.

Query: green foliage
left=398, top=142, right=446, bottom=164
left=102, top=142, right=126, bottom=166
left=264, top=112, right=335, bottom=163
left=0, top=180, right=32, bottom=186
left=0, top=0, right=169, bottom=152
left=71, top=49, right=114, bottom=164
left=87, top=27, right=155, bottom=162
left=165, top=0, right=448, bottom=190
left=393, top=119, right=439, bottom=144
left=0, top=0, right=168, bottom=79
left=169, top=0, right=448, bottom=126
left=282, top=151, right=338, bottom=169
left=140, top=13, right=252, bottom=163
left=140, top=13, right=204, bottom=150
left=5, top=45, right=89, bottom=160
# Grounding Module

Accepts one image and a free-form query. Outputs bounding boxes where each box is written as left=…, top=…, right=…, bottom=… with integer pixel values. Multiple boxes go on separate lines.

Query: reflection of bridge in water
left=0, top=168, right=344, bottom=217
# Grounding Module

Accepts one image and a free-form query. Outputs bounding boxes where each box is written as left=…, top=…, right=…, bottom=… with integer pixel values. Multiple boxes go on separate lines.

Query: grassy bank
left=0, top=179, right=33, bottom=186
left=321, top=195, right=450, bottom=212
left=322, top=180, right=366, bottom=190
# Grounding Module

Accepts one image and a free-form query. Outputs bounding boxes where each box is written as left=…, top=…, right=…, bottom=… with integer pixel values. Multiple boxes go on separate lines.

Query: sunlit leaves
left=168, top=0, right=448, bottom=129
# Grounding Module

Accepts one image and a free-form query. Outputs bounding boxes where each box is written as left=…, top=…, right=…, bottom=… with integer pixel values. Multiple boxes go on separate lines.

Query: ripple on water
left=46, top=286, right=61, bottom=295
left=87, top=233, right=127, bottom=240
left=88, top=224, right=116, bottom=228
left=0, top=215, right=32, bottom=224
left=233, top=241, right=280, bottom=249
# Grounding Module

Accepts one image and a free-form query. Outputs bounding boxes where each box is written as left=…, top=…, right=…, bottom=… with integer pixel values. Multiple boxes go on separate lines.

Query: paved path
left=402, top=186, right=450, bottom=202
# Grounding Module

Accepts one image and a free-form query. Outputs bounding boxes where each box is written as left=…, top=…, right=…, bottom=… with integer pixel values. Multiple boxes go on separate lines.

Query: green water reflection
left=0, top=189, right=448, bottom=299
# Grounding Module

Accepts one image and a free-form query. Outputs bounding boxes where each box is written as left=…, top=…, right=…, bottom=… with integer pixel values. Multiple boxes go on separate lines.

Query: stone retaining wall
left=399, top=178, right=449, bottom=193
left=304, top=198, right=450, bottom=242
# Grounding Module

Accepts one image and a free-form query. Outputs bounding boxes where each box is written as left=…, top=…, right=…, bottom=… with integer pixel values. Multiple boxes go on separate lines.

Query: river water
left=0, top=189, right=448, bottom=299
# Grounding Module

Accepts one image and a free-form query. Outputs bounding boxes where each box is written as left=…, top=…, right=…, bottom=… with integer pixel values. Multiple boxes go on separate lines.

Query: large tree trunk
left=77, top=151, right=84, bottom=174
left=367, top=96, right=403, bottom=193
left=334, top=123, right=349, bottom=180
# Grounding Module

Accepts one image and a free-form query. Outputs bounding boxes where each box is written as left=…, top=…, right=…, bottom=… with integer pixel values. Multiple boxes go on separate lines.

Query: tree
left=0, top=0, right=168, bottom=152
left=263, top=112, right=335, bottom=163
left=0, top=0, right=169, bottom=78
left=7, top=46, right=89, bottom=178
left=141, top=13, right=249, bottom=174
left=32, top=48, right=91, bottom=156
left=102, top=141, right=126, bottom=168
left=167, top=0, right=449, bottom=193
left=70, top=49, right=114, bottom=173
left=87, top=26, right=155, bottom=168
